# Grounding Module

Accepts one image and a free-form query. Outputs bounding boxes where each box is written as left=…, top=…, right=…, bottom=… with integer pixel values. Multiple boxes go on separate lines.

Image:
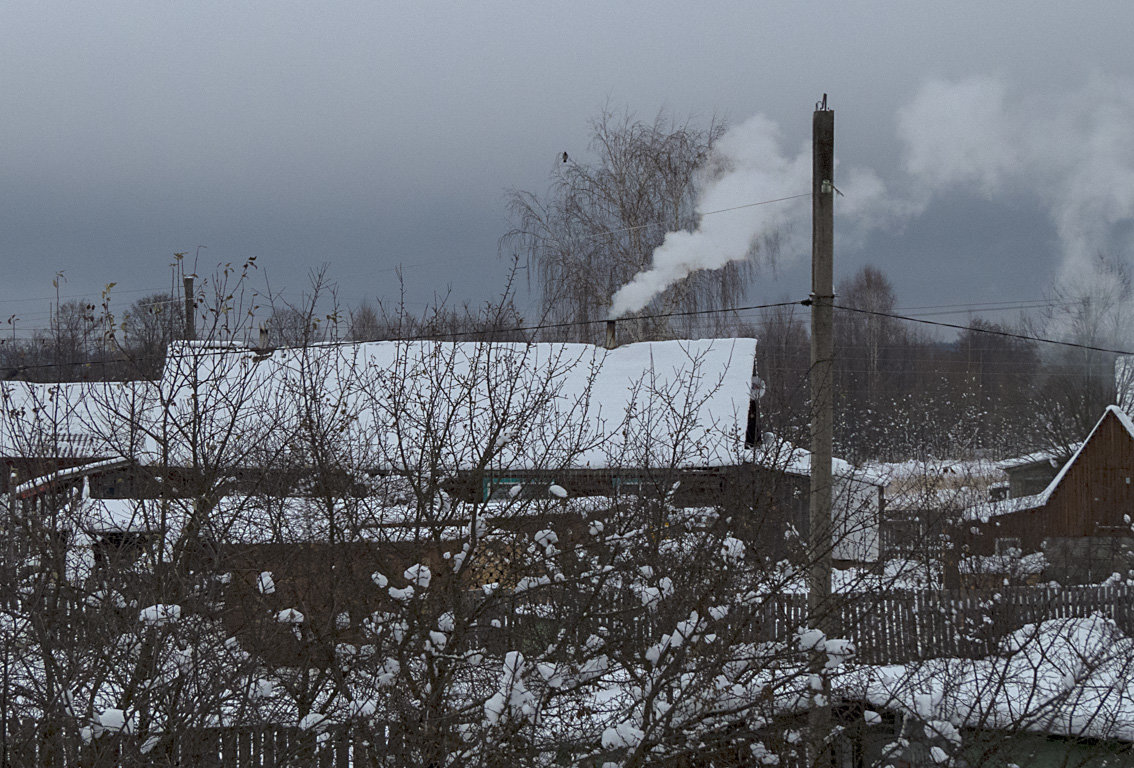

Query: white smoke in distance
left=897, top=74, right=1134, bottom=291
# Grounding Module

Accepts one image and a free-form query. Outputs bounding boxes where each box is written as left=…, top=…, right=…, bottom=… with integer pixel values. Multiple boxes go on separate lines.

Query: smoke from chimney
left=608, top=76, right=1134, bottom=332
left=607, top=113, right=896, bottom=320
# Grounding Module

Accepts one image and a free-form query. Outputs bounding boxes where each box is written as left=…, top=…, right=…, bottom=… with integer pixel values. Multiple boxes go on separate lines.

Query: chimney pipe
left=183, top=276, right=195, bottom=341
left=605, top=319, right=616, bottom=349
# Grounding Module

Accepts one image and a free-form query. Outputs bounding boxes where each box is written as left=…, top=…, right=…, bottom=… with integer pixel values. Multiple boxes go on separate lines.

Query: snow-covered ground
left=845, top=615, right=1134, bottom=743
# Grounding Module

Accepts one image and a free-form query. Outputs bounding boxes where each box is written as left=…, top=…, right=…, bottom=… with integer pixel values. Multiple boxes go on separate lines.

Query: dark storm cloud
left=2, top=1, right=1133, bottom=323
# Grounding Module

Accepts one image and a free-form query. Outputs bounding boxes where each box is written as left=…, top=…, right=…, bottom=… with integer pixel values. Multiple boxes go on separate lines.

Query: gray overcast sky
left=2, top=1, right=1132, bottom=334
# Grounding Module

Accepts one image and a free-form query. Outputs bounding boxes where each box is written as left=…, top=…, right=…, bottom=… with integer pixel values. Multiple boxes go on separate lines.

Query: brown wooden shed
left=961, top=406, right=1134, bottom=584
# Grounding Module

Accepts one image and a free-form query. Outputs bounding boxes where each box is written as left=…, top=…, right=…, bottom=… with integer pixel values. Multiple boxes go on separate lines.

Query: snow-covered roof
left=154, top=338, right=759, bottom=473
left=869, top=458, right=1003, bottom=481
left=962, top=491, right=1046, bottom=522
left=0, top=379, right=155, bottom=459
left=996, top=444, right=1080, bottom=471
left=70, top=494, right=588, bottom=542
left=14, top=457, right=132, bottom=498
left=867, top=459, right=1003, bottom=512
left=751, top=439, right=885, bottom=486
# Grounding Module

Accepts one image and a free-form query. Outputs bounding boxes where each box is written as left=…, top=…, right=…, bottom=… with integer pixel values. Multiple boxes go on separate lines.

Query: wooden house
left=872, top=459, right=1003, bottom=562
left=996, top=444, right=1079, bottom=500
left=961, top=406, right=1134, bottom=584
left=2, top=336, right=890, bottom=669
left=11, top=337, right=885, bottom=557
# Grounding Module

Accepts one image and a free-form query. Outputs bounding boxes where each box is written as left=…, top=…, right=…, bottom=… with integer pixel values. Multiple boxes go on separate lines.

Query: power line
left=894, top=298, right=1070, bottom=312
left=701, top=193, right=812, bottom=216
left=4, top=294, right=1131, bottom=377
left=830, top=303, right=1134, bottom=356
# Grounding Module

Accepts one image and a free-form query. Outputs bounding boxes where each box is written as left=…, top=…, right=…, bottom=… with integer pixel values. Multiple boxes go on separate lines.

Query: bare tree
left=347, top=300, right=382, bottom=342
left=836, top=265, right=901, bottom=402
left=1031, top=254, right=1130, bottom=453
left=503, top=107, right=756, bottom=342
left=120, top=293, right=183, bottom=378
left=752, top=301, right=810, bottom=445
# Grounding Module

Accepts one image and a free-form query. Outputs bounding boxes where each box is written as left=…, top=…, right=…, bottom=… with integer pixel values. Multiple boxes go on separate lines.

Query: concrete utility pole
left=809, top=96, right=835, bottom=624
left=808, top=95, right=835, bottom=766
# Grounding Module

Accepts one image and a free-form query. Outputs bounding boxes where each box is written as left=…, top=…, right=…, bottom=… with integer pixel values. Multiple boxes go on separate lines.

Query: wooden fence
left=4, top=585, right=1134, bottom=765
left=501, top=583, right=1134, bottom=665
left=750, top=583, right=1134, bottom=663
left=1, top=723, right=405, bottom=768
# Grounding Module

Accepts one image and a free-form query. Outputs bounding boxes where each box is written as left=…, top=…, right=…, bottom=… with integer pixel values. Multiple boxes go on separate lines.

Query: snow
left=962, top=491, right=1045, bottom=522
left=601, top=722, right=645, bottom=749
left=721, top=536, right=745, bottom=561
left=138, top=604, right=181, bottom=626
left=403, top=564, right=432, bottom=589
left=796, top=627, right=826, bottom=652
left=97, top=707, right=129, bottom=734
left=485, top=651, right=535, bottom=725
left=850, top=615, right=1134, bottom=742
left=275, top=608, right=304, bottom=624
left=155, top=337, right=758, bottom=472
left=388, top=585, right=414, bottom=602
left=298, top=712, right=328, bottom=731
left=0, top=380, right=152, bottom=460
left=6, top=338, right=760, bottom=474
left=13, top=457, right=132, bottom=497
left=959, top=550, right=1047, bottom=576
left=996, top=445, right=1080, bottom=471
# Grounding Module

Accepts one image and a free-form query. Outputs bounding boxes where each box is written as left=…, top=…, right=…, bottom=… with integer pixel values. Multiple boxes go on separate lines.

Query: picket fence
left=501, top=583, right=1134, bottom=666
left=4, top=585, right=1134, bottom=766
left=743, top=583, right=1134, bottom=664
left=1, top=723, right=403, bottom=768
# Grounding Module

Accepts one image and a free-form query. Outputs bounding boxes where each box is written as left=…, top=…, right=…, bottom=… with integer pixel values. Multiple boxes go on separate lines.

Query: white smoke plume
left=607, top=115, right=808, bottom=319
left=897, top=74, right=1134, bottom=288
left=608, top=114, right=896, bottom=319
left=610, top=76, right=1134, bottom=325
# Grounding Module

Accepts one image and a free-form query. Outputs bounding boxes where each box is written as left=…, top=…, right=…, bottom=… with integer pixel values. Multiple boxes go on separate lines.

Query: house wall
left=832, top=478, right=881, bottom=563
left=1007, top=463, right=1061, bottom=498
left=1044, top=412, right=1134, bottom=537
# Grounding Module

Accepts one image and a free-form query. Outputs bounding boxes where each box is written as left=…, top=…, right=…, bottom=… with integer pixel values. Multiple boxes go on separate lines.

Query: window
left=995, top=537, right=1022, bottom=557
left=613, top=477, right=646, bottom=497
left=483, top=478, right=550, bottom=502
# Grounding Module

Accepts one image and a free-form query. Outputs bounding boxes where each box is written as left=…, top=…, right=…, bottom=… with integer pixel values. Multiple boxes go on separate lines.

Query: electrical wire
left=3, top=293, right=1131, bottom=378
left=830, top=304, right=1134, bottom=356
left=531, top=193, right=811, bottom=245
left=0, top=301, right=797, bottom=375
